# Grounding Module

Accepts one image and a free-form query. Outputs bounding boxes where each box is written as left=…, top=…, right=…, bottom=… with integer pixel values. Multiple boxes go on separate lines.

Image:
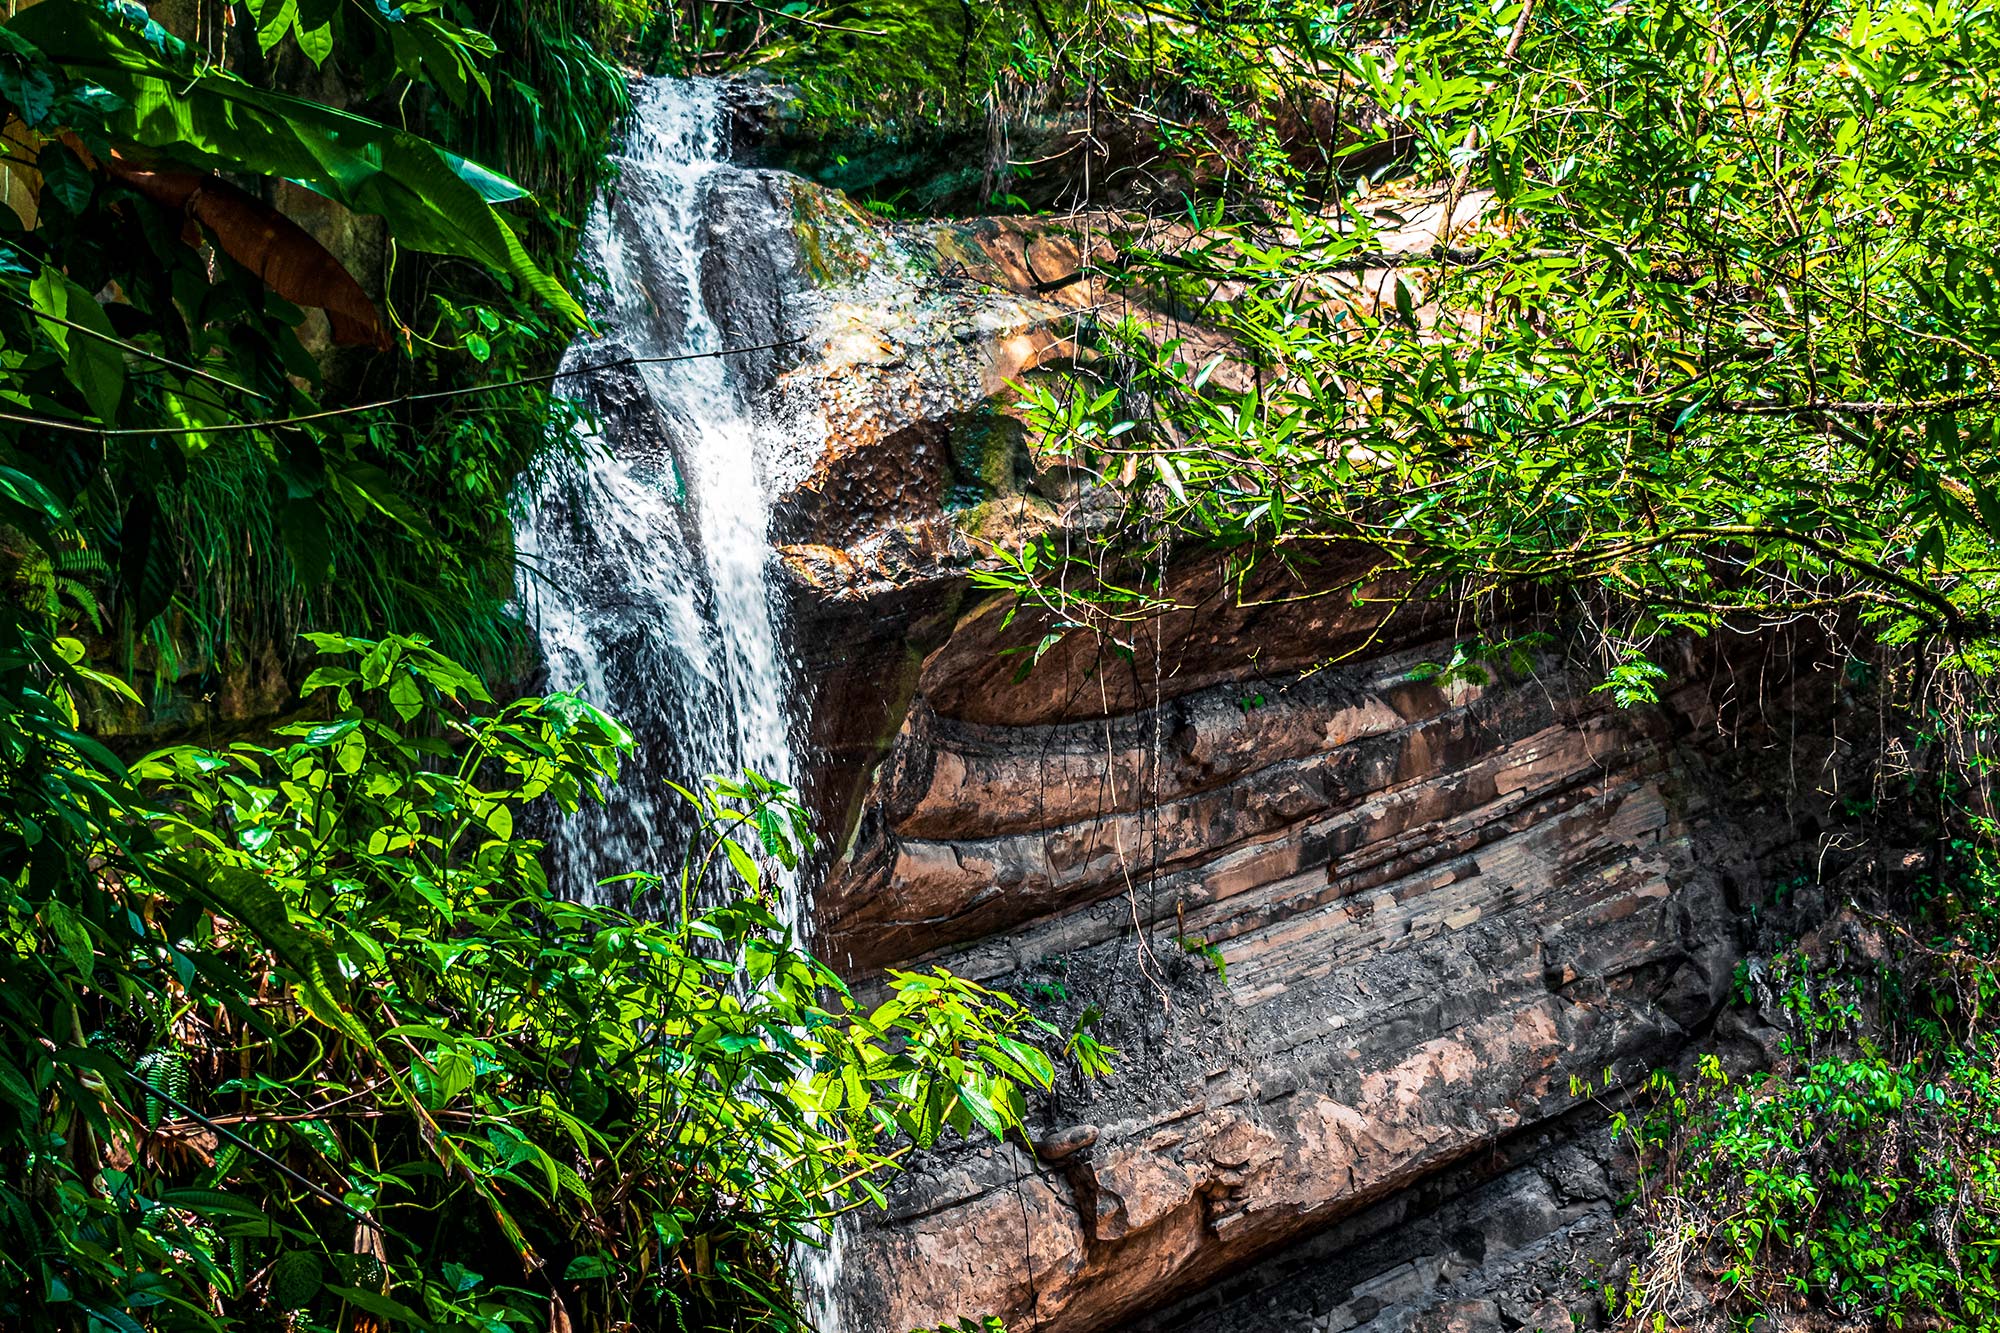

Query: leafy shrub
left=0, top=632, right=1094, bottom=1331
left=1615, top=953, right=2000, bottom=1331
left=0, top=0, right=651, bottom=685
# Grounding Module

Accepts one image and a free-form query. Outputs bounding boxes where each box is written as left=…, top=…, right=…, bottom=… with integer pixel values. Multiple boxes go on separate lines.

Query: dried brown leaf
left=106, top=157, right=391, bottom=350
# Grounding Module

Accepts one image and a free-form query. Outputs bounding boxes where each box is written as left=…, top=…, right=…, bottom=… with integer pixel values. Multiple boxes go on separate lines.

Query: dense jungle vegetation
left=6, top=0, right=2000, bottom=1328
left=0, top=0, right=1099, bottom=1329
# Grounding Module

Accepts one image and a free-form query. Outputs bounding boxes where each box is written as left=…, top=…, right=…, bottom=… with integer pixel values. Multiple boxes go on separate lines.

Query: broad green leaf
left=7, top=1, right=582, bottom=323
left=252, top=0, right=297, bottom=54
left=324, top=1287, right=425, bottom=1327
left=28, top=263, right=123, bottom=422
left=722, top=836, right=760, bottom=890
left=303, top=718, right=360, bottom=747
left=41, top=898, right=93, bottom=981
left=71, top=663, right=144, bottom=707
left=294, top=20, right=332, bottom=65
left=0, top=465, right=67, bottom=524
left=387, top=671, right=423, bottom=721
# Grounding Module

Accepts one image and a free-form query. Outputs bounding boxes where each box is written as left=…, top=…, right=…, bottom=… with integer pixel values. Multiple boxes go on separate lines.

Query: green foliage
left=1172, top=934, right=1226, bottom=984
left=960, top=0, right=2000, bottom=694
left=1918, top=824, right=2000, bottom=1026
left=0, top=0, right=644, bottom=684
left=1618, top=957, right=2000, bottom=1330
left=0, top=631, right=1095, bottom=1331
left=9, top=1, right=577, bottom=317
left=424, top=0, right=638, bottom=259
left=672, top=0, right=1060, bottom=123
left=679, top=0, right=1396, bottom=215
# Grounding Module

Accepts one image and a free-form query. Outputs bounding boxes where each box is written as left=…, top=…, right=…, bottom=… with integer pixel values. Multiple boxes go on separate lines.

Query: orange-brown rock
left=814, top=587, right=1831, bottom=1332
left=728, top=171, right=1837, bottom=1333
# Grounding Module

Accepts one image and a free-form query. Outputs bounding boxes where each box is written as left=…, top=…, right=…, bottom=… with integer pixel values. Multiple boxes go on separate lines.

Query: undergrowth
left=1611, top=823, right=2000, bottom=1331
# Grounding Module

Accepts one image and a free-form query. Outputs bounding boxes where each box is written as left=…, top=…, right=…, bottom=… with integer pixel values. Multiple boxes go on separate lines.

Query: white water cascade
left=512, top=77, right=849, bottom=1328
left=515, top=78, right=801, bottom=912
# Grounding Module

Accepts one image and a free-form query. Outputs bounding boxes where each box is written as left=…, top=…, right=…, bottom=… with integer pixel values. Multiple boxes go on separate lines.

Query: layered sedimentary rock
left=686, top=138, right=1840, bottom=1331
left=815, top=609, right=1832, bottom=1332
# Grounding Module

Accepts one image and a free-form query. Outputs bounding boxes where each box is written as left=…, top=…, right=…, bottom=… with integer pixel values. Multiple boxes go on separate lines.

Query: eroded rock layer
left=811, top=588, right=1833, bottom=1332
left=693, top=142, right=1840, bottom=1331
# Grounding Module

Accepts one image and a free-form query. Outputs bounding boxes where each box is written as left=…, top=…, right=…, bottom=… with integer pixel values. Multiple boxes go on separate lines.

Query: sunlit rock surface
left=703, top=122, right=1841, bottom=1332
left=790, top=516, right=1831, bottom=1333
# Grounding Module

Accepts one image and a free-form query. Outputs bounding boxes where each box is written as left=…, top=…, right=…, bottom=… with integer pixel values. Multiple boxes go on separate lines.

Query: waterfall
left=515, top=78, right=799, bottom=914
left=513, top=77, right=849, bottom=1329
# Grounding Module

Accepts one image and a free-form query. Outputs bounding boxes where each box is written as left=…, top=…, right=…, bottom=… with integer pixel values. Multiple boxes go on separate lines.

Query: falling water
left=515, top=79, right=799, bottom=912
left=512, top=78, right=848, bottom=1327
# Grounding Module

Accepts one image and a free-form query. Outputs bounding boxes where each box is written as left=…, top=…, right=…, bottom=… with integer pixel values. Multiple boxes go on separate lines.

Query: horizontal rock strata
left=819, top=605, right=1834, bottom=1332
left=729, top=174, right=1841, bottom=1332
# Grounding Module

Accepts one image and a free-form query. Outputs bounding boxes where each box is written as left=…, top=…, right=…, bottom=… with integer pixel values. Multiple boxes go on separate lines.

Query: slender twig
left=119, top=1068, right=373, bottom=1226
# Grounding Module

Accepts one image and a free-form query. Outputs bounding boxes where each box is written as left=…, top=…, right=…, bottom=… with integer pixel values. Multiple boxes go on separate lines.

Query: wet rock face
left=752, top=196, right=1093, bottom=844
left=700, top=171, right=805, bottom=396
left=737, top=180, right=1838, bottom=1333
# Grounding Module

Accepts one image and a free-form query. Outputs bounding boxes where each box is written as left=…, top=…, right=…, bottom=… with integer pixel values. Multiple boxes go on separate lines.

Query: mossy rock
left=789, top=181, right=886, bottom=287
left=946, top=407, right=1038, bottom=510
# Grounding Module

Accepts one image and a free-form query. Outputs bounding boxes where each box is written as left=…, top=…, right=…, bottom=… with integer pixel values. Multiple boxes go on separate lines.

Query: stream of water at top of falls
left=514, top=78, right=801, bottom=916
left=511, top=77, right=848, bottom=1328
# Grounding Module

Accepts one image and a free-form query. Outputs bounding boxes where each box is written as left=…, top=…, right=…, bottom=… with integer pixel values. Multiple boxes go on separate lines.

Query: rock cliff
left=816, top=615, right=1832, bottom=1333
left=671, top=128, right=1843, bottom=1332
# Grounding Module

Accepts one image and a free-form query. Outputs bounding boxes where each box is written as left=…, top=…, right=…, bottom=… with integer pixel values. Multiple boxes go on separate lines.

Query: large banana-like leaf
left=6, top=0, right=584, bottom=325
